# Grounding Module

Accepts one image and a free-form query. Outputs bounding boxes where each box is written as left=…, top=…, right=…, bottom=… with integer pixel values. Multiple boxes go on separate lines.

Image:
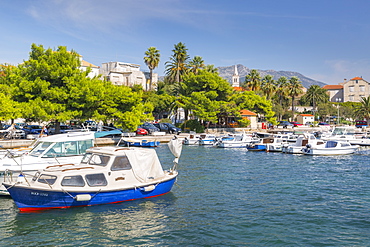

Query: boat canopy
left=124, top=148, right=165, bottom=183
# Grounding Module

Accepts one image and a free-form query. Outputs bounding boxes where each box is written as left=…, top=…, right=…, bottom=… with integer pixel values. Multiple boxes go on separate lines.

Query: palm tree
left=188, top=56, right=204, bottom=74
left=165, top=42, right=189, bottom=84
left=144, top=47, right=160, bottom=91
left=303, top=85, right=328, bottom=113
left=203, top=64, right=218, bottom=74
left=244, top=69, right=261, bottom=91
left=287, top=76, right=303, bottom=121
left=261, top=74, right=276, bottom=100
left=356, top=96, right=370, bottom=125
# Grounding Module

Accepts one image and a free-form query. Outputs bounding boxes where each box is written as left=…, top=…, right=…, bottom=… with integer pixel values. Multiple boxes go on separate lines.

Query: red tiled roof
left=233, top=87, right=244, bottom=91
left=300, top=114, right=314, bottom=117
left=351, top=77, right=363, bottom=80
left=322, top=85, right=343, bottom=90
left=240, top=109, right=257, bottom=116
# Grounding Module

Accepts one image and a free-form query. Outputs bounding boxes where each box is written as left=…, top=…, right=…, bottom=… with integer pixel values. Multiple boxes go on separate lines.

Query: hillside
left=217, top=64, right=327, bottom=89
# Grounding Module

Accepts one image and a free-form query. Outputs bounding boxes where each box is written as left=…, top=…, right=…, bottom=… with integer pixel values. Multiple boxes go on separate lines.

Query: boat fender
left=141, top=185, right=156, bottom=192
left=75, top=194, right=92, bottom=201
left=17, top=174, right=26, bottom=184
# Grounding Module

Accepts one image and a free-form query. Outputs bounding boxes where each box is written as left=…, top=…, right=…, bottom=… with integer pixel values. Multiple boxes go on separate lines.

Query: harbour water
left=1, top=145, right=370, bottom=246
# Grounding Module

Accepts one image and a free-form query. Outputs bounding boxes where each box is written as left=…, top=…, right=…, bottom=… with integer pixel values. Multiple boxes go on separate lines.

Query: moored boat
left=301, top=140, right=359, bottom=155
left=3, top=137, right=182, bottom=211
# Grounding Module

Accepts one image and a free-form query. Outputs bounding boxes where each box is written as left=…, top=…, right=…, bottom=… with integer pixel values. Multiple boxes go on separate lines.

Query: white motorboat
left=183, top=132, right=201, bottom=145
left=198, top=134, right=219, bottom=145
left=215, top=133, right=258, bottom=148
left=301, top=140, right=359, bottom=155
left=321, top=126, right=370, bottom=146
left=0, top=131, right=120, bottom=195
left=282, top=134, right=326, bottom=154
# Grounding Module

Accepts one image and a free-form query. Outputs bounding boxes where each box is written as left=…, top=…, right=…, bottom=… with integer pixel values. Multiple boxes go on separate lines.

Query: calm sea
left=1, top=145, right=370, bottom=246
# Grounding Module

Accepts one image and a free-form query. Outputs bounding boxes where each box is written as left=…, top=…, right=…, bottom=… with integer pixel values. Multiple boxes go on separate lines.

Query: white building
left=100, top=62, right=157, bottom=90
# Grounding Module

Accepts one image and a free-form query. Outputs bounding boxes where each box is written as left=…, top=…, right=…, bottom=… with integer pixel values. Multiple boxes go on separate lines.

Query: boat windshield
left=81, top=153, right=110, bottom=167
left=332, top=127, right=355, bottom=136
left=29, top=142, right=54, bottom=157
left=29, top=140, right=93, bottom=158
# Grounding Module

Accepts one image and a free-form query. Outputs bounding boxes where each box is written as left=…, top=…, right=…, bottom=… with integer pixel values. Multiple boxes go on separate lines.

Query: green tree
left=301, top=85, right=329, bottom=113
left=356, top=96, right=370, bottom=125
left=203, top=64, right=218, bottom=74
left=188, top=56, right=204, bottom=74
left=287, top=76, right=303, bottom=121
left=243, top=69, right=261, bottom=91
left=261, top=74, right=276, bottom=100
left=4, top=44, right=150, bottom=132
left=144, top=47, right=160, bottom=91
left=165, top=42, right=189, bottom=85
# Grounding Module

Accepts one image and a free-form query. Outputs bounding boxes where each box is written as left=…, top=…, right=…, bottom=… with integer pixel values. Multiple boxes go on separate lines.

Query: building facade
left=323, top=77, right=369, bottom=103
left=99, top=61, right=157, bottom=90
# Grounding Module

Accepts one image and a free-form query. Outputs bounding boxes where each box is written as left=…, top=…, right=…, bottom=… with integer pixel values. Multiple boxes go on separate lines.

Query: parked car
left=47, top=124, right=73, bottom=134
left=136, top=128, right=148, bottom=135
left=22, top=125, right=43, bottom=135
left=154, top=122, right=182, bottom=134
left=318, top=122, right=330, bottom=126
left=1, top=125, right=26, bottom=139
left=290, top=121, right=303, bottom=127
left=277, top=121, right=294, bottom=128
left=138, top=122, right=160, bottom=134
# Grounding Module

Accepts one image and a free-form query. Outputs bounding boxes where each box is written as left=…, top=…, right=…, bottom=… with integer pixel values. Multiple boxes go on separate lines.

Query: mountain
left=217, top=64, right=327, bottom=89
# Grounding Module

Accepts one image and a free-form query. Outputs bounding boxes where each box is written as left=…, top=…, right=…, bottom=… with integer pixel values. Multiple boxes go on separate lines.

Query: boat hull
left=4, top=176, right=177, bottom=212
left=302, top=147, right=358, bottom=155
left=247, top=144, right=266, bottom=151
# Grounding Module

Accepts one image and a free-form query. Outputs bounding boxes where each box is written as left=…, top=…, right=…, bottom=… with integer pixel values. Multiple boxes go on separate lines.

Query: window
left=85, top=173, right=107, bottom=187
left=349, top=86, right=354, bottom=92
left=349, top=95, right=354, bottom=101
left=62, top=175, right=85, bottom=187
left=89, top=154, right=110, bottom=166
left=360, top=85, right=365, bottom=92
left=38, top=174, right=57, bottom=185
left=111, top=156, right=132, bottom=171
left=78, top=140, right=93, bottom=154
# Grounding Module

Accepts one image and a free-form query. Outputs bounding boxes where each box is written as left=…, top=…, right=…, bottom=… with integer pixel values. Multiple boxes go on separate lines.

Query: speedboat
left=0, top=131, right=120, bottom=195
left=215, top=133, right=258, bottom=148
left=301, top=140, right=359, bottom=155
left=198, top=134, right=219, bottom=145
left=4, top=138, right=182, bottom=212
left=183, top=132, right=201, bottom=145
left=282, top=134, right=326, bottom=154
left=321, top=126, right=370, bottom=146
left=117, top=137, right=160, bottom=147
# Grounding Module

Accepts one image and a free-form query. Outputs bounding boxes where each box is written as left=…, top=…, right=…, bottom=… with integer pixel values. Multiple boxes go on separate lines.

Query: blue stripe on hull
left=5, top=177, right=176, bottom=211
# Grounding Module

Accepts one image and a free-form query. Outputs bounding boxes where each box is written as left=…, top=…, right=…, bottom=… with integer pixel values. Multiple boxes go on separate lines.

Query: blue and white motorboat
left=0, top=130, right=121, bottom=195
left=282, top=134, right=326, bottom=154
left=215, top=133, right=258, bottom=148
left=4, top=138, right=182, bottom=212
left=117, top=137, right=160, bottom=147
left=198, top=134, right=219, bottom=145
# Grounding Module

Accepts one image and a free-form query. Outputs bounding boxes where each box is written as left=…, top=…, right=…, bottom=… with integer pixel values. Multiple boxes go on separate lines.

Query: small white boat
left=198, top=134, right=219, bottom=145
left=301, top=140, right=359, bottom=155
left=183, top=132, right=201, bottom=145
left=4, top=138, right=182, bottom=212
left=215, top=133, right=258, bottom=148
left=282, top=134, right=326, bottom=154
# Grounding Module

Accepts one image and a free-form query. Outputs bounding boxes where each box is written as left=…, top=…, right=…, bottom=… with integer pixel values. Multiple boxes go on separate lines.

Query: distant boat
left=4, top=137, right=182, bottom=212
left=117, top=137, right=160, bottom=147
left=282, top=133, right=326, bottom=154
left=215, top=133, right=258, bottom=148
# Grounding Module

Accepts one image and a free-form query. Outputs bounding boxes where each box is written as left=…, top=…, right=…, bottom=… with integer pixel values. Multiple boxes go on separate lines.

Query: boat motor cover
left=124, top=148, right=165, bottom=183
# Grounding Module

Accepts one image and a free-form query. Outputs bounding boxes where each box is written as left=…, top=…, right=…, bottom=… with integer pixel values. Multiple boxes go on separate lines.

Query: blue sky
left=2, top=0, right=370, bottom=85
